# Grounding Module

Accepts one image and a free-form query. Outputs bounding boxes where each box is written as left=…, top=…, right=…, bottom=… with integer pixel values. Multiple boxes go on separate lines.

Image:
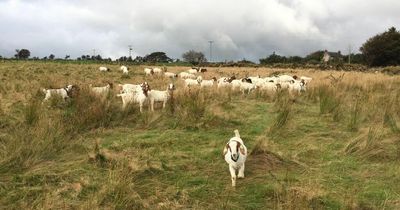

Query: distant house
left=322, top=50, right=330, bottom=63
left=322, top=50, right=343, bottom=63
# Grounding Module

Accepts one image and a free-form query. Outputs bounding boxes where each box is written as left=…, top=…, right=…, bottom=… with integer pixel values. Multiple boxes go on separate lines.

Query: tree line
left=2, top=27, right=399, bottom=67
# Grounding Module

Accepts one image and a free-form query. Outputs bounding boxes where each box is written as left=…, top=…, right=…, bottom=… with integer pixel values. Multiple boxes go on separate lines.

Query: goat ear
left=223, top=144, right=229, bottom=156
left=239, top=145, right=246, bottom=156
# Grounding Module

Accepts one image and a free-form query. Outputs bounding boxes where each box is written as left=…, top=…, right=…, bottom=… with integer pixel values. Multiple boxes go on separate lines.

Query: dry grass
left=1, top=61, right=400, bottom=209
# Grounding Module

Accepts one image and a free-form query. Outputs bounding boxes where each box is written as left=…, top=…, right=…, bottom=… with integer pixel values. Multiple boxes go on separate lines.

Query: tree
left=65, top=55, right=70, bottom=60
left=49, top=54, right=55, bottom=60
left=15, top=49, right=31, bottom=59
left=360, top=27, right=400, bottom=67
left=144, top=52, right=172, bottom=63
left=259, top=52, right=287, bottom=64
left=182, top=50, right=207, bottom=65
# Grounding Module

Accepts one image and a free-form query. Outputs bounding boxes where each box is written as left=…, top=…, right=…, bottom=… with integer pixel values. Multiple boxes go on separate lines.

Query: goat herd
left=41, top=65, right=313, bottom=187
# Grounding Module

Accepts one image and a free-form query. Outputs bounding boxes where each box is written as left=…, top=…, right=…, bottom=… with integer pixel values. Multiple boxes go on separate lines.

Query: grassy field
left=0, top=61, right=399, bottom=209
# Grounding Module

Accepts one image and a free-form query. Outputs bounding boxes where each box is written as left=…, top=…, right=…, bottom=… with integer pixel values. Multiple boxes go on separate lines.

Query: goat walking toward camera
left=223, top=129, right=247, bottom=187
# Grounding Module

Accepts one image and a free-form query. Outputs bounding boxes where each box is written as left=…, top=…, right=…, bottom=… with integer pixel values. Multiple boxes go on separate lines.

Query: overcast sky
left=0, top=0, right=399, bottom=61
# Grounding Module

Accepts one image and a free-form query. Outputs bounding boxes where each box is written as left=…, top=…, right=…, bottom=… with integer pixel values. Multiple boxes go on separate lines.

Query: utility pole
left=208, top=41, right=213, bottom=62
left=348, top=45, right=352, bottom=64
left=128, top=45, right=133, bottom=57
left=92, top=49, right=96, bottom=57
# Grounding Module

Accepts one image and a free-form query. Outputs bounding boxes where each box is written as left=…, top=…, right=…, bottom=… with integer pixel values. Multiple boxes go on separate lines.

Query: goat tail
left=234, top=129, right=240, bottom=138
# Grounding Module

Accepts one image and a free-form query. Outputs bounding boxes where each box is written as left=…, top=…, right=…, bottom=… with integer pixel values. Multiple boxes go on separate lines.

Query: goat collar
left=227, top=140, right=241, bottom=162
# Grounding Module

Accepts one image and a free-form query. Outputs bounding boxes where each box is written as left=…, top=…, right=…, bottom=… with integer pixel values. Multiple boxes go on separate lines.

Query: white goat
left=200, top=77, right=217, bottom=88
left=259, top=81, right=280, bottom=92
left=116, top=82, right=150, bottom=112
left=153, top=67, right=164, bottom=74
left=90, top=83, right=112, bottom=97
left=223, top=129, right=247, bottom=187
left=230, top=80, right=242, bottom=90
left=184, top=76, right=202, bottom=88
left=144, top=68, right=154, bottom=76
left=288, top=79, right=306, bottom=94
left=217, top=76, right=236, bottom=88
left=179, top=72, right=196, bottom=79
left=99, top=66, right=110, bottom=72
left=164, top=72, right=178, bottom=78
left=118, top=83, right=142, bottom=94
left=148, top=83, right=175, bottom=111
left=187, top=68, right=198, bottom=74
left=42, top=85, right=75, bottom=102
left=120, top=66, right=129, bottom=75
left=240, top=81, right=257, bottom=94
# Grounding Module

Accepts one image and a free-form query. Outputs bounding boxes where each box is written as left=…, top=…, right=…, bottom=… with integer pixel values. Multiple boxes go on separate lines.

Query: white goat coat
left=164, top=72, right=177, bottom=78
left=231, top=80, right=242, bottom=90
left=117, top=91, right=148, bottom=112
left=153, top=67, right=163, bottom=74
left=120, top=66, right=129, bottom=74
left=144, top=68, right=154, bottom=75
left=91, top=84, right=111, bottom=97
left=184, top=76, right=202, bottom=88
left=179, top=72, right=196, bottom=79
left=200, top=79, right=215, bottom=88
left=42, top=86, right=72, bottom=101
left=118, top=84, right=141, bottom=94
left=259, top=82, right=278, bottom=92
left=187, top=69, right=198, bottom=74
left=99, top=66, right=109, bottom=72
left=240, top=82, right=257, bottom=94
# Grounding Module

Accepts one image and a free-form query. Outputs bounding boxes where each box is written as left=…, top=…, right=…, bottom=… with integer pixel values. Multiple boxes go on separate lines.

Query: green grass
left=0, top=61, right=400, bottom=209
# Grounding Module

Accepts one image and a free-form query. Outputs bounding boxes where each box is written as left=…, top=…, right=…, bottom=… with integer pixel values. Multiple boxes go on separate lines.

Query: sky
left=0, top=0, right=399, bottom=62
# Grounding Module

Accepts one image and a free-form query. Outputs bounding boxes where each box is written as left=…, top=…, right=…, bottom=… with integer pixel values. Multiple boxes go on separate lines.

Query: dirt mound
left=247, top=142, right=301, bottom=172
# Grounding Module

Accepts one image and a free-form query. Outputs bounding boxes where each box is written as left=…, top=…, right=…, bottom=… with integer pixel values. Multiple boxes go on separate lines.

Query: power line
left=208, top=41, right=213, bottom=62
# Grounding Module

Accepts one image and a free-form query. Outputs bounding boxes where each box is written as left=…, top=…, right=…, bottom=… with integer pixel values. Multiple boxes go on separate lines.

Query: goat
left=200, top=77, right=217, bottom=88
left=184, top=76, right=202, bottom=88
left=99, top=66, right=110, bottom=72
left=179, top=72, right=197, bottom=79
left=118, top=83, right=142, bottom=94
left=231, top=79, right=242, bottom=90
left=120, top=66, right=129, bottom=75
left=259, top=81, right=280, bottom=92
left=116, top=82, right=150, bottom=112
left=42, top=85, right=79, bottom=102
left=187, top=68, right=198, bottom=74
left=153, top=67, right=163, bottom=74
left=288, top=79, right=306, bottom=94
left=164, top=72, right=178, bottom=78
left=240, top=81, right=257, bottom=94
left=90, top=83, right=112, bottom=97
left=144, top=68, right=154, bottom=76
left=223, top=129, right=247, bottom=187
left=217, top=76, right=236, bottom=88
left=148, top=83, right=175, bottom=111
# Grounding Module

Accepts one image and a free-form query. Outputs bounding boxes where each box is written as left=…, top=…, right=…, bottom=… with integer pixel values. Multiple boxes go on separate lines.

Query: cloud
left=0, top=0, right=399, bottom=61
